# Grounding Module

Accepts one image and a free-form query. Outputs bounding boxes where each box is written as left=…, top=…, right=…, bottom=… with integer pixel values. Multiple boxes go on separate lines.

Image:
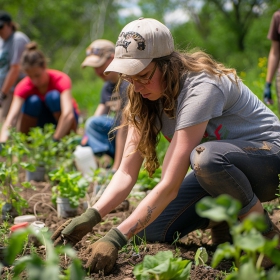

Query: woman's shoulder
left=184, top=71, right=219, bottom=87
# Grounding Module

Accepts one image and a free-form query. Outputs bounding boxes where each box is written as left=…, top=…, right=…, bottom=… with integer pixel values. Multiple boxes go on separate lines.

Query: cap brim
left=81, top=55, right=107, bottom=68
left=104, top=57, right=152, bottom=75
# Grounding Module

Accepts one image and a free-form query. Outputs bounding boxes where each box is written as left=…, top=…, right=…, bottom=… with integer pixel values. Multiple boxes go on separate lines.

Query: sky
left=117, top=0, right=191, bottom=26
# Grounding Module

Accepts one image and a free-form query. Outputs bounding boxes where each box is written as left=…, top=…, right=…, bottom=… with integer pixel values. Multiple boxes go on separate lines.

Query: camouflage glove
left=51, top=208, right=101, bottom=246
left=84, top=228, right=127, bottom=274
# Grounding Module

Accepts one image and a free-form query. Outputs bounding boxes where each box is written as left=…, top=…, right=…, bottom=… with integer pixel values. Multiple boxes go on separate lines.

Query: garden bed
left=2, top=172, right=280, bottom=280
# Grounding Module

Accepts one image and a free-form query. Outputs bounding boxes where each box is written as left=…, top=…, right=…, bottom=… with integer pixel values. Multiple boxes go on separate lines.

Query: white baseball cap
left=81, top=39, right=115, bottom=68
left=104, top=18, right=174, bottom=75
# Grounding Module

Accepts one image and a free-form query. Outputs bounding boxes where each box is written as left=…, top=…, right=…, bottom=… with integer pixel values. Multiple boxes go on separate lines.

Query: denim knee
left=190, top=143, right=216, bottom=177
left=22, top=95, right=43, bottom=117
left=85, top=115, right=114, bottom=133
left=45, top=90, right=61, bottom=112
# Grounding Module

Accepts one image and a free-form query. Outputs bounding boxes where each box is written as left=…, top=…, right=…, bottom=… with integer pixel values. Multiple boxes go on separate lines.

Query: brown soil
left=2, top=174, right=280, bottom=280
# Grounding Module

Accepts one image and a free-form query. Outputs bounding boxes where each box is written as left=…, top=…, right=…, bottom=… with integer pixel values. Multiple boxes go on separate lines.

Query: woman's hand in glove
left=84, top=228, right=127, bottom=274
left=51, top=208, right=101, bottom=246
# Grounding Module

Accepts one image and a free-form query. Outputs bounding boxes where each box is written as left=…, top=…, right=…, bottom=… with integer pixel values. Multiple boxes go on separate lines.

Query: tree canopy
left=2, top=0, right=279, bottom=79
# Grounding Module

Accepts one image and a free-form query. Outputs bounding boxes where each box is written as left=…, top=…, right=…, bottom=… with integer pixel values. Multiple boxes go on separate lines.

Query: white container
left=31, top=221, right=45, bottom=233
left=14, top=215, right=36, bottom=224
left=73, top=145, right=97, bottom=180
left=56, top=197, right=77, bottom=218
left=30, top=221, right=46, bottom=246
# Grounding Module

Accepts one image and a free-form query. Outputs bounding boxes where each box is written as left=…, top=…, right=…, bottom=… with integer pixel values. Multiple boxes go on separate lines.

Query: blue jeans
left=22, top=90, right=78, bottom=127
left=82, top=115, right=116, bottom=158
left=138, top=140, right=280, bottom=243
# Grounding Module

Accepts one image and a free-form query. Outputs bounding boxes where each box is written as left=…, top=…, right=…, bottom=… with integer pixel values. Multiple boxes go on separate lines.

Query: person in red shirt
left=0, top=41, right=79, bottom=142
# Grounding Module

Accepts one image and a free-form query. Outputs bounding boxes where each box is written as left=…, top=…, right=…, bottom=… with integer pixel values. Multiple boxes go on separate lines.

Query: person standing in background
left=263, top=10, right=280, bottom=110
left=0, top=11, right=30, bottom=122
left=80, top=39, right=128, bottom=172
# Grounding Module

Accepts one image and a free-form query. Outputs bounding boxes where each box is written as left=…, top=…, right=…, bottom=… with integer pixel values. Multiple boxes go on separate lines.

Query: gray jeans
left=137, top=140, right=280, bottom=243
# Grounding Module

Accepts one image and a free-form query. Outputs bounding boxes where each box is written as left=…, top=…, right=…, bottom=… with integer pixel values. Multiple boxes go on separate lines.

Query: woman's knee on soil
left=45, top=90, right=61, bottom=112
left=22, top=95, right=43, bottom=117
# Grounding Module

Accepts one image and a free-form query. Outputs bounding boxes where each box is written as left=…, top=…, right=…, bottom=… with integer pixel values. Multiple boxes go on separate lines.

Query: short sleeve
left=176, top=82, right=225, bottom=131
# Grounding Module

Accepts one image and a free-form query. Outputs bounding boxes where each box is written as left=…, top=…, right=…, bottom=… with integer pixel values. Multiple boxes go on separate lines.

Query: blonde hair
left=20, top=41, right=47, bottom=70
left=117, top=50, right=239, bottom=176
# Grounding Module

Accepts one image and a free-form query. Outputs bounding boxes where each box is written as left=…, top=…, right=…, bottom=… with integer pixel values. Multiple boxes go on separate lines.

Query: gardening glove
left=85, top=228, right=127, bottom=274
left=263, top=82, right=273, bottom=105
left=51, top=208, right=101, bottom=246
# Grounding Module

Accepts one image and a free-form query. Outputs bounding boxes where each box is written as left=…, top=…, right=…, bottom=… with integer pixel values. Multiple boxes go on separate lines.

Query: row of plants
left=0, top=125, right=89, bottom=220
left=1, top=193, right=280, bottom=279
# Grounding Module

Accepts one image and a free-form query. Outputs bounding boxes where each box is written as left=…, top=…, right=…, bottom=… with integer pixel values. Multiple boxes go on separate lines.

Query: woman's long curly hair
left=116, top=50, right=239, bottom=177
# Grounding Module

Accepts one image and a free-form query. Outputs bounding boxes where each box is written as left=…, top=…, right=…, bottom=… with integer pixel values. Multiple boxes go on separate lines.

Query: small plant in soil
left=22, top=124, right=59, bottom=173
left=1, top=226, right=85, bottom=279
left=0, top=129, right=36, bottom=217
left=49, top=166, right=89, bottom=208
left=196, top=194, right=280, bottom=279
left=133, top=250, right=192, bottom=280
left=0, top=220, right=10, bottom=247
left=136, top=167, right=162, bottom=191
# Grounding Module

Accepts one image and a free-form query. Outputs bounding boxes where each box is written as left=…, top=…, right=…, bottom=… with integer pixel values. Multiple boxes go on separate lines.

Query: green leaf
left=235, top=230, right=265, bottom=252
left=196, top=195, right=241, bottom=225
left=194, top=247, right=208, bottom=266
left=20, top=162, right=36, bottom=172
left=211, top=243, right=237, bottom=268
left=6, top=229, right=30, bottom=265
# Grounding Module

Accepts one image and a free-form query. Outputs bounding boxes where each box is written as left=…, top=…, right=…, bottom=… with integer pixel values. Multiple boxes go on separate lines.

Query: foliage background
left=1, top=0, right=280, bottom=117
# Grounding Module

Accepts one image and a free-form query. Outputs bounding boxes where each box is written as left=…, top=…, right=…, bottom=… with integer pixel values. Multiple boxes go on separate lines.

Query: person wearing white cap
left=52, top=18, right=280, bottom=273
left=80, top=39, right=128, bottom=171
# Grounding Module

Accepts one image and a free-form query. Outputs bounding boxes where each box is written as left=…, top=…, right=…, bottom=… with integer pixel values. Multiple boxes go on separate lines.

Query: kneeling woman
left=0, top=41, right=79, bottom=142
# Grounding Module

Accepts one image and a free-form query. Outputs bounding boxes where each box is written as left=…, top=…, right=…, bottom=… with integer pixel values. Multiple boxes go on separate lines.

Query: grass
left=72, top=77, right=104, bottom=119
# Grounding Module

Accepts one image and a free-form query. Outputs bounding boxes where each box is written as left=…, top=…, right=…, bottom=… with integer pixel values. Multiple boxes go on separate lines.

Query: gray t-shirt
left=160, top=71, right=280, bottom=147
left=0, top=31, right=30, bottom=89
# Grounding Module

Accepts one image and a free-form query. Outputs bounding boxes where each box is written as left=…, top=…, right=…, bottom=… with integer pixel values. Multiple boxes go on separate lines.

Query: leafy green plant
left=133, top=250, right=192, bottom=280
left=49, top=167, right=89, bottom=208
left=0, top=220, right=10, bottom=247
left=23, top=124, right=58, bottom=172
left=136, top=167, right=161, bottom=191
left=0, top=129, right=36, bottom=216
left=0, top=225, right=85, bottom=280
left=23, top=124, right=80, bottom=176
left=196, top=194, right=280, bottom=278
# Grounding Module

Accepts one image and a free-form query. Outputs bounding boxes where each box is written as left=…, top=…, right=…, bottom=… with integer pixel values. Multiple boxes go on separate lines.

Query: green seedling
left=196, top=194, right=280, bottom=278
left=136, top=167, right=162, bottom=191
left=1, top=225, right=85, bottom=280
left=49, top=167, right=89, bottom=208
left=24, top=124, right=79, bottom=178
left=0, top=220, right=10, bottom=247
left=0, top=129, right=36, bottom=215
left=133, top=250, right=192, bottom=280
left=194, top=247, right=208, bottom=266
